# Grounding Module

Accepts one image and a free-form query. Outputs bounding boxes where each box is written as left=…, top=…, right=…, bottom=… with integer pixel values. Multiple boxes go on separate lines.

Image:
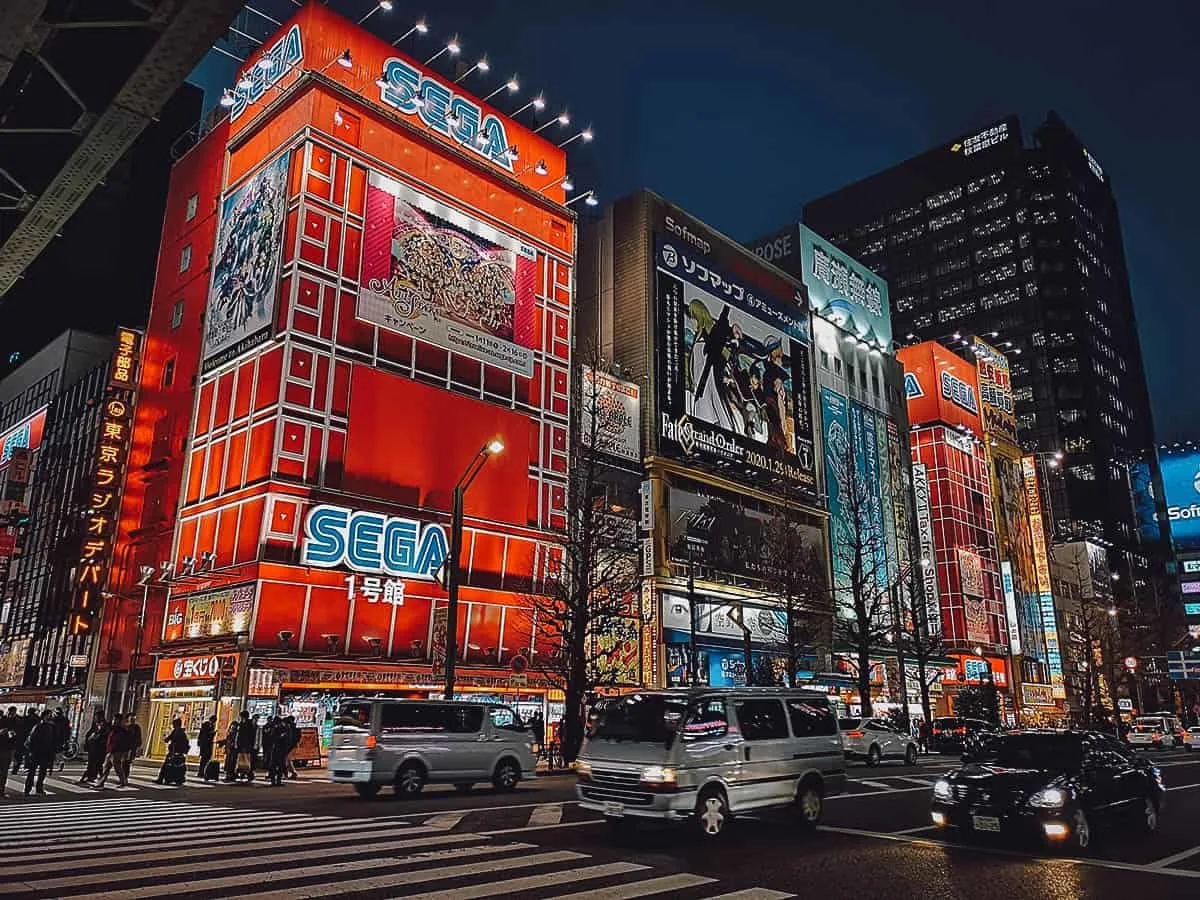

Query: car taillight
left=954, top=727, right=967, bottom=735
left=932, top=728, right=942, bottom=735
left=365, top=735, right=377, bottom=749
left=846, top=730, right=865, bottom=739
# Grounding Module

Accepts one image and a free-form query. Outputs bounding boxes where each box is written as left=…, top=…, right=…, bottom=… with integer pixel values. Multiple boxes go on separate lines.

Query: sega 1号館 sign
left=300, top=504, right=449, bottom=580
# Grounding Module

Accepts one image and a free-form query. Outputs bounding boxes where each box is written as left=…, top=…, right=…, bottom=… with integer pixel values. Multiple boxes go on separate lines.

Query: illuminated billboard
left=898, top=342, right=983, bottom=434
left=800, top=226, right=891, bottom=351
left=359, top=172, right=536, bottom=377
left=1160, top=450, right=1200, bottom=551
left=973, top=337, right=1017, bottom=446
left=203, top=152, right=289, bottom=373
left=655, top=208, right=816, bottom=495
left=1023, top=456, right=1065, bottom=698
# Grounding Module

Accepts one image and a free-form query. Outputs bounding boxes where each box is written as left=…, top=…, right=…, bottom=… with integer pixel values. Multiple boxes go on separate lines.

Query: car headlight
left=1028, top=787, right=1066, bottom=808
left=639, top=765, right=678, bottom=786
left=933, top=779, right=953, bottom=801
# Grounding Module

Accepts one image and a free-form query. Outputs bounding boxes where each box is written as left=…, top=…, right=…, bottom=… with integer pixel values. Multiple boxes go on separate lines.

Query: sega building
left=99, top=2, right=576, bottom=757
left=898, top=342, right=1015, bottom=719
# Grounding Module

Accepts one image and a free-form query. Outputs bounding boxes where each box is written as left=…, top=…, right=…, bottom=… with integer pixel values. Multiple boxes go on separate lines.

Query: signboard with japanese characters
left=70, top=327, right=142, bottom=635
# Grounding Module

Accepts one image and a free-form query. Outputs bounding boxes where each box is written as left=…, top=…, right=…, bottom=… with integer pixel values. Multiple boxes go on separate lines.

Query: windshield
left=838, top=718, right=863, bottom=731
left=1133, top=719, right=1166, bottom=731
left=973, top=735, right=1082, bottom=772
left=589, top=694, right=688, bottom=743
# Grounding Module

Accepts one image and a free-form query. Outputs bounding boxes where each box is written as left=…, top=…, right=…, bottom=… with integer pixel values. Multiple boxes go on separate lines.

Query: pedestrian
left=11, top=707, right=37, bottom=775
left=51, top=708, right=70, bottom=772
left=530, top=711, right=545, bottom=754
left=219, top=718, right=239, bottom=783
left=123, top=715, right=143, bottom=784
left=23, top=710, right=57, bottom=796
left=918, top=718, right=931, bottom=755
left=95, top=714, right=132, bottom=789
left=261, top=716, right=278, bottom=776
left=197, top=715, right=216, bottom=780
left=156, top=718, right=190, bottom=785
left=80, top=712, right=109, bottom=784
left=263, top=717, right=287, bottom=786
left=0, top=706, right=19, bottom=799
left=283, top=715, right=300, bottom=779
left=234, top=710, right=256, bottom=782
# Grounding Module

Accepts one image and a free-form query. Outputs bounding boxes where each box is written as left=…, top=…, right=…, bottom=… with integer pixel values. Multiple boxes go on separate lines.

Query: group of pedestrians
left=0, top=706, right=73, bottom=798
left=216, top=711, right=300, bottom=785
left=78, top=711, right=143, bottom=789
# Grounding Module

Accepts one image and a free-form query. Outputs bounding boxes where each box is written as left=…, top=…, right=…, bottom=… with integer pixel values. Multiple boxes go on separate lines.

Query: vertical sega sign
left=1160, top=449, right=1200, bottom=551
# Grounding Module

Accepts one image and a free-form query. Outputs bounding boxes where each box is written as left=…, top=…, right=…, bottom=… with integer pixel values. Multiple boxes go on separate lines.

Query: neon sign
left=378, top=57, right=514, bottom=172
left=300, top=504, right=448, bottom=580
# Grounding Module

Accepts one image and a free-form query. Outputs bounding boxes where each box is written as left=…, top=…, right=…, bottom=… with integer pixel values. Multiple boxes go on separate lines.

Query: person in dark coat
left=283, top=715, right=301, bottom=779
left=123, top=717, right=143, bottom=784
left=94, top=714, right=133, bottom=789
left=0, top=706, right=19, bottom=799
left=51, top=708, right=70, bottom=772
left=23, top=710, right=58, bottom=795
left=219, top=719, right=240, bottom=783
left=156, top=719, right=191, bottom=784
left=263, top=717, right=287, bottom=786
left=261, top=716, right=278, bottom=776
left=11, top=708, right=38, bottom=775
left=530, top=712, right=545, bottom=754
left=234, top=711, right=257, bottom=782
left=79, top=712, right=109, bottom=784
left=197, top=715, right=216, bottom=779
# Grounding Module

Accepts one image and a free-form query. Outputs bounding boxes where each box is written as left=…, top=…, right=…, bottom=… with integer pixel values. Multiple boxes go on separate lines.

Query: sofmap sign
left=301, top=504, right=449, bottom=580
left=1160, top=450, right=1200, bottom=551
left=379, top=57, right=514, bottom=172
left=230, top=25, right=303, bottom=122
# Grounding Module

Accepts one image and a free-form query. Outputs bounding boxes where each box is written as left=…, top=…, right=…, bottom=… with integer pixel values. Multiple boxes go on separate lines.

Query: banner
left=654, top=222, right=816, bottom=495
left=203, top=152, right=289, bottom=373
left=821, top=387, right=852, bottom=609
left=799, top=225, right=892, bottom=351
left=358, top=172, right=536, bottom=377
left=1023, top=456, right=1064, bottom=696
left=973, top=337, right=1018, bottom=446
left=911, top=463, right=941, bottom=632
left=176, top=584, right=255, bottom=641
left=1160, top=450, right=1200, bottom=551
left=580, top=367, right=641, bottom=463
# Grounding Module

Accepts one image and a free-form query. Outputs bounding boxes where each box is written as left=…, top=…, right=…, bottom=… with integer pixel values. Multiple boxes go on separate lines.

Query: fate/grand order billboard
left=202, top=152, right=290, bottom=373
left=653, top=201, right=816, bottom=497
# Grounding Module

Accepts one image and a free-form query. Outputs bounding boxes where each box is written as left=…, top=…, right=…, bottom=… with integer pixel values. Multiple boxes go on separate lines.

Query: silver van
left=576, top=688, right=844, bottom=838
left=329, top=699, right=537, bottom=798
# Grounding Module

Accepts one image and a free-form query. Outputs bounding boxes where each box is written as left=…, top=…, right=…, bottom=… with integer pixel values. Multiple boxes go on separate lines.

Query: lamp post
left=444, top=438, right=504, bottom=699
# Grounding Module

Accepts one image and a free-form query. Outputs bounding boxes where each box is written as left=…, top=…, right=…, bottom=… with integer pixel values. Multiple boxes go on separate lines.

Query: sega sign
left=230, top=25, right=303, bottom=122
left=300, top=504, right=449, bottom=580
left=940, top=370, right=979, bottom=415
left=379, top=57, right=514, bottom=172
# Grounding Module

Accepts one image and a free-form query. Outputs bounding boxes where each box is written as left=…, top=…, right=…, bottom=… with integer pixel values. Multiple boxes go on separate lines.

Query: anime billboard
left=358, top=172, right=537, bottom=377
left=203, top=152, right=289, bottom=373
left=656, top=234, right=816, bottom=495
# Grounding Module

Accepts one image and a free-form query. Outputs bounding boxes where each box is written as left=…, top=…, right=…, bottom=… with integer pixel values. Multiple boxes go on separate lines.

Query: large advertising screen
left=799, top=226, right=892, bottom=351
left=203, top=152, right=289, bottom=373
left=1160, top=450, right=1200, bottom=551
left=655, top=225, right=816, bottom=495
left=1131, top=460, right=1163, bottom=545
left=358, top=172, right=537, bottom=377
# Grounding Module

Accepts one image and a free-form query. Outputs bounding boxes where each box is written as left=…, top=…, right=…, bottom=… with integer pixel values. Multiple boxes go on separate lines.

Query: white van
left=576, top=688, right=845, bottom=839
left=1126, top=714, right=1184, bottom=750
left=328, top=699, right=537, bottom=798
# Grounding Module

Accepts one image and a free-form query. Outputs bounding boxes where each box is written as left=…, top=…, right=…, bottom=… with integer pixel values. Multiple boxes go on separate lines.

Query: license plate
left=604, top=801, right=625, bottom=818
left=971, top=815, right=1001, bottom=832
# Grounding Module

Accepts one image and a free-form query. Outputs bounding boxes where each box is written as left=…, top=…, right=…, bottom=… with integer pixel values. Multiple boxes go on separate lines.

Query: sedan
left=840, top=718, right=918, bottom=766
left=930, top=730, right=1165, bottom=851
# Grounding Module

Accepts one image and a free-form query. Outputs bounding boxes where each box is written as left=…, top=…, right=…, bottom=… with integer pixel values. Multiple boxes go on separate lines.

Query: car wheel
left=492, top=759, right=521, bottom=792
left=454, top=783, right=474, bottom=794
left=905, top=744, right=918, bottom=766
left=694, top=786, right=730, bottom=839
left=795, top=780, right=823, bottom=830
left=1069, top=808, right=1091, bottom=851
left=1139, top=796, right=1160, bottom=834
left=867, top=745, right=882, bottom=767
left=353, top=782, right=381, bottom=799
left=395, top=763, right=425, bottom=797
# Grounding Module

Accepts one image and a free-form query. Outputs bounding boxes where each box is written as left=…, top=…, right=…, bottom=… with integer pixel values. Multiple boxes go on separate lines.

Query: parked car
left=930, top=730, right=1165, bottom=851
left=839, top=717, right=919, bottom=766
left=930, top=716, right=1000, bottom=754
left=328, top=699, right=536, bottom=798
left=576, top=688, right=845, bottom=839
left=1184, top=726, right=1199, bottom=751
left=1125, top=714, right=1184, bottom=751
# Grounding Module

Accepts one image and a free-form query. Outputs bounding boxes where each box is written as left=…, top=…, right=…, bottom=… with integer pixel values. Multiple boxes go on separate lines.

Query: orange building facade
left=95, top=2, right=577, bottom=756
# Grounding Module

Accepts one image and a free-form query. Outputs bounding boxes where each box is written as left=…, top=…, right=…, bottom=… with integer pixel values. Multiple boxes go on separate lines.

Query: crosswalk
left=0, top=798, right=794, bottom=900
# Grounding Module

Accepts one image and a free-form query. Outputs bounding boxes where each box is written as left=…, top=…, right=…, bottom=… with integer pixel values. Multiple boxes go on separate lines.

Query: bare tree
left=1054, top=543, right=1117, bottom=727
left=519, top=349, right=643, bottom=763
left=898, top=564, right=944, bottom=727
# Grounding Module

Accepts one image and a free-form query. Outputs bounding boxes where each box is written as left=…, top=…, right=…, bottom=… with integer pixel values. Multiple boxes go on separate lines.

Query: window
left=446, top=705, right=485, bottom=733
left=787, top=697, right=836, bottom=737
left=185, top=193, right=198, bottom=222
left=162, top=357, right=176, bottom=388
left=820, top=350, right=830, bottom=370
left=489, top=707, right=526, bottom=732
left=179, top=244, right=192, bottom=272
left=734, top=699, right=789, bottom=740
left=682, top=698, right=728, bottom=740
left=834, top=357, right=842, bottom=375
left=380, top=703, right=446, bottom=733
left=171, top=300, right=185, bottom=329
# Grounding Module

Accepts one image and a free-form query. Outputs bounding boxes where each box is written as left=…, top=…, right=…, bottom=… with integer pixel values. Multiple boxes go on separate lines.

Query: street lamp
left=444, top=438, right=504, bottom=699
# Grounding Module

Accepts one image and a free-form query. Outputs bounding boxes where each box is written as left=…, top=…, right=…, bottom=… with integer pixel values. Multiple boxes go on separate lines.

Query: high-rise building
left=803, top=112, right=1164, bottom=603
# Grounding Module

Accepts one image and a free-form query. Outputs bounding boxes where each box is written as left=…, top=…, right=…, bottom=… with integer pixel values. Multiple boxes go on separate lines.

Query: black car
left=930, top=716, right=999, bottom=754
left=930, top=730, right=1165, bottom=851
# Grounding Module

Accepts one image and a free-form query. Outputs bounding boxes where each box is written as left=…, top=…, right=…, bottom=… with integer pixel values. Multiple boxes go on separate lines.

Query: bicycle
left=55, top=736, right=80, bottom=772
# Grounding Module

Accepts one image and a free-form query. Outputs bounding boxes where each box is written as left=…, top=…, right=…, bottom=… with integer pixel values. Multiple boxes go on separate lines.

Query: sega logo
left=300, top=504, right=448, bottom=580
left=904, top=372, right=924, bottom=399
left=940, top=370, right=978, bottom=414
left=378, top=58, right=513, bottom=172
left=230, top=25, right=303, bottom=122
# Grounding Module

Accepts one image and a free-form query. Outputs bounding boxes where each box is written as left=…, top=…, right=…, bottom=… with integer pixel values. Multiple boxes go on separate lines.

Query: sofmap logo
left=378, top=57, right=513, bottom=172
left=940, top=370, right=978, bottom=414
left=301, top=504, right=449, bottom=580
left=231, top=25, right=303, bottom=122
left=904, top=372, right=923, bottom=399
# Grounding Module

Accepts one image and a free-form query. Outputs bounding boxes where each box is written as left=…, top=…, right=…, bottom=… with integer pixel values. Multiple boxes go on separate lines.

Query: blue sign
left=708, top=647, right=748, bottom=687
left=230, top=25, right=303, bottom=122
left=904, top=372, right=923, bottom=399
left=1160, top=451, right=1200, bottom=551
left=300, top=504, right=448, bottom=580
left=799, top=226, right=892, bottom=351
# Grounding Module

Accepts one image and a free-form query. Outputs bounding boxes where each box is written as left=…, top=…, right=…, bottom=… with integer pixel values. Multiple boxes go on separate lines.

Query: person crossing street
left=0, top=707, right=18, bottom=799
left=197, top=715, right=216, bottom=780
left=79, top=712, right=109, bottom=785
left=94, top=714, right=134, bottom=789
left=23, top=711, right=57, bottom=796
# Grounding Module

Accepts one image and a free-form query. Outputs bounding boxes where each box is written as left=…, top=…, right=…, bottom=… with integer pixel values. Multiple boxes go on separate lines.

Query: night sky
left=190, top=1, right=1199, bottom=440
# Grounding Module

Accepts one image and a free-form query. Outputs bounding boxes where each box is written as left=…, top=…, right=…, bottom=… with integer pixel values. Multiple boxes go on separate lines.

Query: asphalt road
left=3, top=750, right=1199, bottom=899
